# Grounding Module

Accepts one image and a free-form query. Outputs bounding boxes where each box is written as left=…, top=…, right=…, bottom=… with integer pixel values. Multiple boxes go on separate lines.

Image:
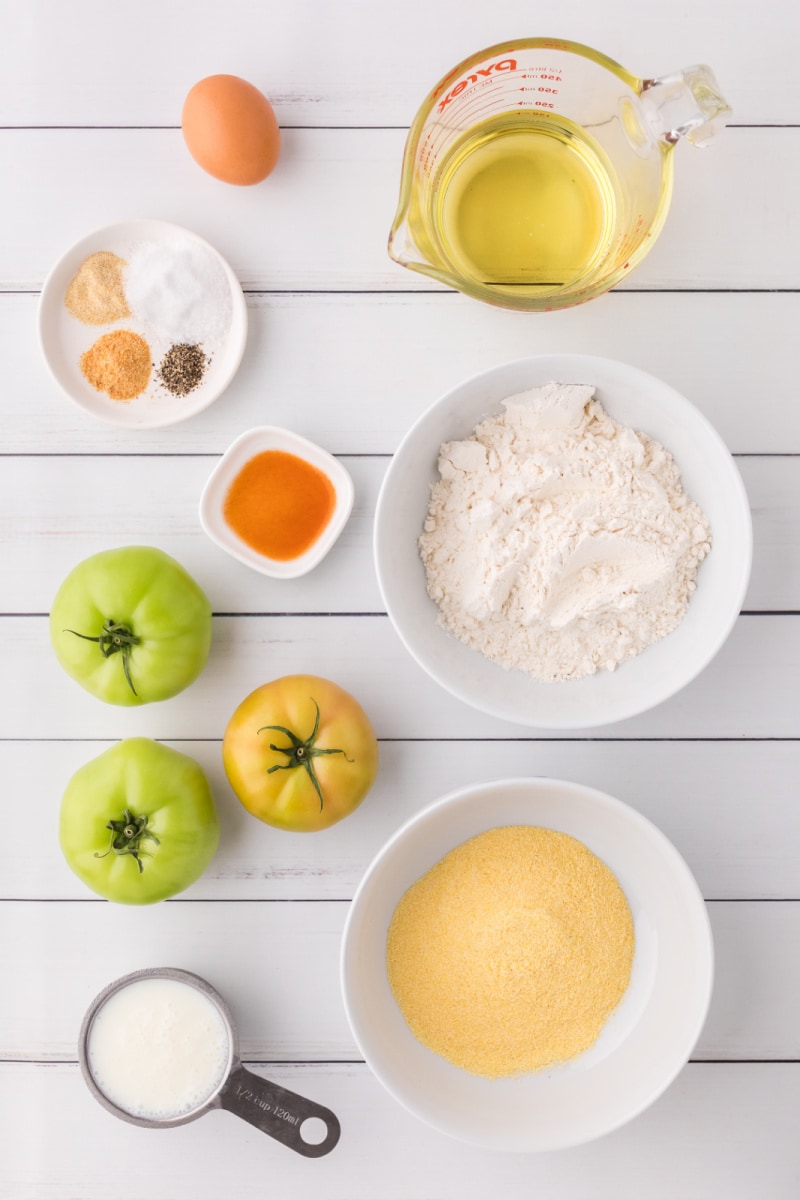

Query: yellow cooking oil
left=422, top=112, right=619, bottom=295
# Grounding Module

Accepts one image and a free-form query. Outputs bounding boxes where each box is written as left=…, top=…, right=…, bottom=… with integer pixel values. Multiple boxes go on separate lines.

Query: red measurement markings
left=440, top=90, right=517, bottom=128
left=430, top=72, right=562, bottom=139
left=431, top=64, right=465, bottom=102
left=436, top=58, right=518, bottom=113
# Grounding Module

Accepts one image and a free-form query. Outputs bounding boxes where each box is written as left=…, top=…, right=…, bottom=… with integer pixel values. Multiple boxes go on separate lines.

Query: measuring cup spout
left=388, top=210, right=457, bottom=288
left=387, top=216, right=418, bottom=271
left=640, top=65, right=731, bottom=147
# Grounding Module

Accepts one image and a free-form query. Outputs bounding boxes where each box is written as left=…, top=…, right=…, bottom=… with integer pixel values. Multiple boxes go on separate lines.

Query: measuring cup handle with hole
left=218, top=1063, right=341, bottom=1157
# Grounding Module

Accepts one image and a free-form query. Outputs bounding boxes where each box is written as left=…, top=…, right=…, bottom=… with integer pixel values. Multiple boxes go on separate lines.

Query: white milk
left=87, top=977, right=231, bottom=1120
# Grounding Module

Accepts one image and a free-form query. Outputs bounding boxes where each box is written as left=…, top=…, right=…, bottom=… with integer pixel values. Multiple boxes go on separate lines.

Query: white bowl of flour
left=374, top=355, right=752, bottom=729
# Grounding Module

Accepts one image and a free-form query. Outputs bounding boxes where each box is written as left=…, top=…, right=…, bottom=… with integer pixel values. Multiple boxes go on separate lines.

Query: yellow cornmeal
left=386, top=826, right=634, bottom=1078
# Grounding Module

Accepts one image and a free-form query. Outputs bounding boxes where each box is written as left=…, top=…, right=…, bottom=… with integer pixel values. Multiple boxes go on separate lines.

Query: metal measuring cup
left=78, top=967, right=341, bottom=1157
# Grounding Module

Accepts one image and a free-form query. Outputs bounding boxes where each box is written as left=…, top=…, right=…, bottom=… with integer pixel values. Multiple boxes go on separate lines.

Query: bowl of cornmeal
left=374, top=354, right=752, bottom=728
left=340, top=776, right=713, bottom=1152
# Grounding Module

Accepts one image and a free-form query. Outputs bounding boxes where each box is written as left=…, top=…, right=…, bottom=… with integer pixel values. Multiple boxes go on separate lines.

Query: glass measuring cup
left=388, top=38, right=731, bottom=311
left=78, top=967, right=341, bottom=1157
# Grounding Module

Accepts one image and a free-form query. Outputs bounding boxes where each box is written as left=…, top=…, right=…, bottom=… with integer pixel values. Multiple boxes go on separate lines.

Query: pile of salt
left=124, top=239, right=232, bottom=344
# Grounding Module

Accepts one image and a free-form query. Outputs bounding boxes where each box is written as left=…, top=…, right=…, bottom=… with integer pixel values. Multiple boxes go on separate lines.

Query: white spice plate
left=341, top=776, right=714, bottom=1153
left=38, top=218, right=248, bottom=429
left=374, top=354, right=753, bottom=729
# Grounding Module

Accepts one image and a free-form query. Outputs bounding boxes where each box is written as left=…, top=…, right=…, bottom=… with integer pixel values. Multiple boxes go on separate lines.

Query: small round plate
left=341, top=776, right=714, bottom=1152
left=38, top=218, right=248, bottom=429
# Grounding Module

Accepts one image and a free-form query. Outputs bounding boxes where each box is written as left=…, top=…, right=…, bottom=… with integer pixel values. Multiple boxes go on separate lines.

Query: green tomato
left=59, top=738, right=219, bottom=904
left=50, top=546, right=212, bottom=706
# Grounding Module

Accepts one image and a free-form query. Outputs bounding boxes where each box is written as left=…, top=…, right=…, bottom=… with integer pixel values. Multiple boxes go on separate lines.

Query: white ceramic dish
left=341, top=776, right=713, bottom=1153
left=374, top=354, right=752, bottom=729
left=199, top=426, right=355, bottom=578
left=38, top=218, right=248, bottom=429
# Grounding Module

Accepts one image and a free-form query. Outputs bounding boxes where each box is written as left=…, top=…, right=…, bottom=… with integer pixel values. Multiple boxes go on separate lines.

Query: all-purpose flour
left=419, top=383, right=711, bottom=681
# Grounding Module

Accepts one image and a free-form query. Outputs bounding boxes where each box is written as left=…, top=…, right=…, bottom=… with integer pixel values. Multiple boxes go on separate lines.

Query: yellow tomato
left=222, top=675, right=379, bottom=832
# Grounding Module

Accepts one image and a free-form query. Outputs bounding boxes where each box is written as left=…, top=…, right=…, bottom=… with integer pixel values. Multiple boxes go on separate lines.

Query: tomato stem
left=64, top=619, right=140, bottom=696
left=257, top=697, right=353, bottom=812
left=94, top=807, right=159, bottom=873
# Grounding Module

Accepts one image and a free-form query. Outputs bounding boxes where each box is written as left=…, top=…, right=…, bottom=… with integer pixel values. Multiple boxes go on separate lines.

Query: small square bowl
left=199, top=426, right=354, bottom=578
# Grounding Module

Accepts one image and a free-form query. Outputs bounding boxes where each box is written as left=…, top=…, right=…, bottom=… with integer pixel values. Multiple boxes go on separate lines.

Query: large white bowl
left=374, top=354, right=752, bottom=729
left=341, top=777, right=713, bottom=1152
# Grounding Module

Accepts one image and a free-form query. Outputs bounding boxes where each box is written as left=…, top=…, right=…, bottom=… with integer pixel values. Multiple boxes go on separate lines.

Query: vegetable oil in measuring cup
left=416, top=112, right=620, bottom=297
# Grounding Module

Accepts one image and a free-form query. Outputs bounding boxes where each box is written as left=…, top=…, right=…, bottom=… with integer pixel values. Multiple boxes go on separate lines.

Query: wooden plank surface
left=0, top=900, right=798, bottom=1061
left=3, top=1, right=798, bottom=1195
left=0, top=128, right=796, bottom=292
left=3, top=1062, right=800, bottom=1200
left=4, top=292, right=800, bottom=455
left=1, top=0, right=795, bottom=125
left=3, top=740, right=800, bottom=902
left=0, top=453, right=795, bottom=612
left=5, top=613, right=799, bottom=740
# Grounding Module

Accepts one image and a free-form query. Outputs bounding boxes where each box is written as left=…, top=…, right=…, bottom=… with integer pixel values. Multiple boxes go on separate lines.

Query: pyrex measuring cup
left=388, top=38, right=731, bottom=311
left=78, top=967, right=341, bottom=1157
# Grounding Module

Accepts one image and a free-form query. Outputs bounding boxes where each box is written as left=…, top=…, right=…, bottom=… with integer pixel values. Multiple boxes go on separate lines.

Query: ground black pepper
left=158, top=343, right=209, bottom=396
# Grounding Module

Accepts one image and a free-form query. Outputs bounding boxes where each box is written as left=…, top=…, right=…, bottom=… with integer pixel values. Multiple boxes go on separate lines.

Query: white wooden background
left=2, top=2, right=799, bottom=1197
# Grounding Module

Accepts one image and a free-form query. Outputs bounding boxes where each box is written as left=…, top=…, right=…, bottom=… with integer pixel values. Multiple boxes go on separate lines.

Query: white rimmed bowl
left=38, top=218, right=248, bottom=429
left=374, top=354, right=752, bottom=729
left=341, top=776, right=713, bottom=1153
left=199, top=426, right=354, bottom=579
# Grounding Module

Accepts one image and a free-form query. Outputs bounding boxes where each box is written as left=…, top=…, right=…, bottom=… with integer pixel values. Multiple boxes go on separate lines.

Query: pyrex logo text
left=436, top=59, right=518, bottom=113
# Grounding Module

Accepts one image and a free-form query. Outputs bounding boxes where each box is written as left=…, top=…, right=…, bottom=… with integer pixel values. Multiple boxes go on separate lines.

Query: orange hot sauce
left=223, top=449, right=336, bottom=561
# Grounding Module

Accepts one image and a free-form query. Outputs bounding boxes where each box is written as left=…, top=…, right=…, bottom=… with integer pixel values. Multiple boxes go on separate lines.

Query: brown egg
left=182, top=74, right=281, bottom=186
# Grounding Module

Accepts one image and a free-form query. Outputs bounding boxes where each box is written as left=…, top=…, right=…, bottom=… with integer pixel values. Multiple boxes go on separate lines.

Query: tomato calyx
left=64, top=619, right=141, bottom=696
left=94, top=807, right=160, bottom=874
left=257, top=697, right=354, bottom=812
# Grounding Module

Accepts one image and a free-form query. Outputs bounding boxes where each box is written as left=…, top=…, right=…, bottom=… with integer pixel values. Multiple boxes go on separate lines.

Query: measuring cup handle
left=640, top=64, right=731, bottom=147
left=218, top=1063, right=341, bottom=1157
